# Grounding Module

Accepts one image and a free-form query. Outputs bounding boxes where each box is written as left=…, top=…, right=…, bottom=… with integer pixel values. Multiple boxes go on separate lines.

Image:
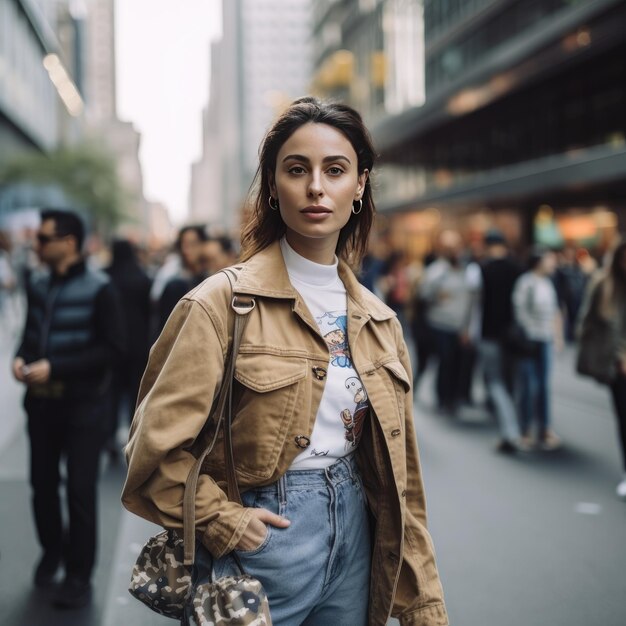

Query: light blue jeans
left=185, top=454, right=371, bottom=625
left=479, top=340, right=520, bottom=442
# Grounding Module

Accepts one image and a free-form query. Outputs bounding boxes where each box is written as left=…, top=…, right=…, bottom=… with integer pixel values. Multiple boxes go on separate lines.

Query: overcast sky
left=115, top=0, right=222, bottom=225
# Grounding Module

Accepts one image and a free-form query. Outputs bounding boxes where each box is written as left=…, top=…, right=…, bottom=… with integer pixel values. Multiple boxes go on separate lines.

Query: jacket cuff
left=201, top=506, right=253, bottom=558
left=399, top=603, right=449, bottom=626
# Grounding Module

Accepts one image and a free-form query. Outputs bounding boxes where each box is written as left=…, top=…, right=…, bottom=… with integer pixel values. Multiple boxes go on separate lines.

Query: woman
left=123, top=97, right=448, bottom=625
left=156, top=224, right=209, bottom=332
left=577, top=242, right=626, bottom=499
left=512, top=247, right=562, bottom=451
left=104, top=239, right=152, bottom=459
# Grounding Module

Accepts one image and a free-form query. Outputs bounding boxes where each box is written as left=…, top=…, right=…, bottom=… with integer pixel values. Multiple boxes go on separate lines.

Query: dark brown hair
left=41, top=208, right=85, bottom=251
left=240, top=97, right=376, bottom=263
left=598, top=241, right=626, bottom=318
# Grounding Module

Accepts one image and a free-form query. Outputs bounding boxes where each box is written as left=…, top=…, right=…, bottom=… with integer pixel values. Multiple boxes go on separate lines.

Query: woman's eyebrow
left=282, top=154, right=352, bottom=164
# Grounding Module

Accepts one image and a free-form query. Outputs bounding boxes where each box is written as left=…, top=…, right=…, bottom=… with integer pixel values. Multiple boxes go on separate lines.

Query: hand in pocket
left=236, top=508, right=290, bottom=552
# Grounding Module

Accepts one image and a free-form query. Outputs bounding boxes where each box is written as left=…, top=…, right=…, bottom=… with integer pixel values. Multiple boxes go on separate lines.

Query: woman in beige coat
left=123, top=97, right=448, bottom=625
left=577, top=241, right=626, bottom=499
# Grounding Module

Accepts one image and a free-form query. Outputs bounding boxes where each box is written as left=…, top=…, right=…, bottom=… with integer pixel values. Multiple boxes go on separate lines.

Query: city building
left=82, top=0, right=150, bottom=240
left=188, top=40, right=226, bottom=229
left=0, top=0, right=153, bottom=242
left=313, top=0, right=626, bottom=256
left=0, top=0, right=84, bottom=222
left=189, top=0, right=313, bottom=232
left=311, top=0, right=425, bottom=124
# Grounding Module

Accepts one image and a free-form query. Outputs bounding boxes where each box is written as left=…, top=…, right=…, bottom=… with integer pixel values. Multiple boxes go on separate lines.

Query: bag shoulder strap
left=183, top=267, right=255, bottom=565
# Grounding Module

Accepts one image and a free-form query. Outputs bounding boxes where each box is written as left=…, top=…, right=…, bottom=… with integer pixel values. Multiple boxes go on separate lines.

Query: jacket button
left=294, top=435, right=311, bottom=449
left=391, top=429, right=401, bottom=437
left=312, top=366, right=327, bottom=380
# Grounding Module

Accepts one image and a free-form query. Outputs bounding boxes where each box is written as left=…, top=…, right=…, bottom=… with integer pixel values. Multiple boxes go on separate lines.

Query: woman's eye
left=288, top=166, right=306, bottom=175
left=327, top=167, right=344, bottom=175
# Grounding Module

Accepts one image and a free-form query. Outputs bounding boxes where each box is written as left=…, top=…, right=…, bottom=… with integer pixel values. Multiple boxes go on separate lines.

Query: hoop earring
left=352, top=199, right=363, bottom=215
left=268, top=196, right=279, bottom=211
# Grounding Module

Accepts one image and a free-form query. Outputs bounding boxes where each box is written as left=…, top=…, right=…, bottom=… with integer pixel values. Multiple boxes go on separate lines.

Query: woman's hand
left=235, top=508, right=290, bottom=551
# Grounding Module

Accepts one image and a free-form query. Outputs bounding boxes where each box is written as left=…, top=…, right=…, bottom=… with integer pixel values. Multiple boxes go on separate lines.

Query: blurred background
left=1, top=1, right=625, bottom=625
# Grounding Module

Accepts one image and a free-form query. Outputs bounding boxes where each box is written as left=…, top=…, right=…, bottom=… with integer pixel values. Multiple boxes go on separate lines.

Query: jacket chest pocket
left=231, top=352, right=308, bottom=479
left=362, top=358, right=411, bottom=432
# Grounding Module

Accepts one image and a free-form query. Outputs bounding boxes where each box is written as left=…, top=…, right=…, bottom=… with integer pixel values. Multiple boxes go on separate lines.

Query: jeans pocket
left=234, top=488, right=278, bottom=557
left=234, top=523, right=273, bottom=556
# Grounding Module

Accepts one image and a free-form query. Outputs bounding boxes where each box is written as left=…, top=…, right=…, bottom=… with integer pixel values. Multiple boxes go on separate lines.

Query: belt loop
left=341, top=455, right=354, bottom=481
left=277, top=474, right=287, bottom=507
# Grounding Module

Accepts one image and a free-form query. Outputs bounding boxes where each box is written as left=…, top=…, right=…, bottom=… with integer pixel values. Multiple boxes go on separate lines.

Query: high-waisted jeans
left=184, top=454, right=371, bottom=625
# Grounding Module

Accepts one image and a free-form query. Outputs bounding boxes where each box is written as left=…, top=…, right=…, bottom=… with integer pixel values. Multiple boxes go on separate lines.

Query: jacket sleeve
left=121, top=294, right=253, bottom=558
left=392, top=321, right=449, bottom=626
left=512, top=274, right=533, bottom=332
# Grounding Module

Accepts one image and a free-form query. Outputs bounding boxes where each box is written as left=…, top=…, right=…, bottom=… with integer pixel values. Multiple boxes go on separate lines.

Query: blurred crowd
left=1, top=222, right=237, bottom=454
left=2, top=219, right=625, bottom=492
left=364, top=227, right=626, bottom=498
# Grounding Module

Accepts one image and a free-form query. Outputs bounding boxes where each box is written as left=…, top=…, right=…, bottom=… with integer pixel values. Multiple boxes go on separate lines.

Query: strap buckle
left=231, top=294, right=256, bottom=315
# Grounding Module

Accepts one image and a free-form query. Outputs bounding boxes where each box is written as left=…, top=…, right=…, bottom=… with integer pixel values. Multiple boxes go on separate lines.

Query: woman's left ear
left=355, top=169, right=369, bottom=201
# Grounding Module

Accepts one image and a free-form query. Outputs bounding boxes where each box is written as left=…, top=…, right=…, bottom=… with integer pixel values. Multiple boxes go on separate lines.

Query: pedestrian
left=410, top=252, right=437, bottom=392
left=156, top=224, right=209, bottom=332
left=105, top=239, right=152, bottom=460
left=420, top=230, right=475, bottom=415
left=0, top=230, right=18, bottom=335
left=379, top=250, right=412, bottom=331
left=576, top=241, right=626, bottom=499
left=203, top=234, right=238, bottom=275
left=512, top=247, right=563, bottom=451
left=477, top=229, right=524, bottom=453
left=11, top=209, right=125, bottom=608
left=359, top=247, right=386, bottom=295
left=122, top=97, right=448, bottom=625
left=555, top=245, right=590, bottom=343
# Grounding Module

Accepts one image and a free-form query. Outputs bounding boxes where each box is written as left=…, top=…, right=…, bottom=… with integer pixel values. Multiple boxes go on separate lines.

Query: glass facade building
left=311, top=0, right=425, bottom=123
left=369, top=0, right=626, bottom=250
left=0, top=0, right=86, bottom=222
left=0, top=0, right=59, bottom=154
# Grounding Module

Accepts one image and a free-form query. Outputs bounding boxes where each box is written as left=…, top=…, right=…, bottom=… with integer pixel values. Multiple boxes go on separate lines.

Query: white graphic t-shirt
left=280, top=238, right=369, bottom=470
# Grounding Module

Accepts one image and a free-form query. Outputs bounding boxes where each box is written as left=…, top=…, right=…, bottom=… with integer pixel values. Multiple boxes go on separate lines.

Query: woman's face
left=180, top=230, right=203, bottom=270
left=269, top=122, right=367, bottom=263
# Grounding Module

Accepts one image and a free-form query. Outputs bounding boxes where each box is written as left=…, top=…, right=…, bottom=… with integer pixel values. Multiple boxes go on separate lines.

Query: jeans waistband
left=251, top=454, right=359, bottom=499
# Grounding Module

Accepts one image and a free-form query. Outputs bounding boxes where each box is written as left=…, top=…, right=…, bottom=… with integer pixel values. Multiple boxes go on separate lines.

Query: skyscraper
left=189, top=0, right=313, bottom=231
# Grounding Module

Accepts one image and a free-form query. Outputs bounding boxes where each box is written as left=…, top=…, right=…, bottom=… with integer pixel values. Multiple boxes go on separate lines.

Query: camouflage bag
left=192, top=570, right=272, bottom=625
left=128, top=529, right=272, bottom=624
left=128, top=528, right=191, bottom=619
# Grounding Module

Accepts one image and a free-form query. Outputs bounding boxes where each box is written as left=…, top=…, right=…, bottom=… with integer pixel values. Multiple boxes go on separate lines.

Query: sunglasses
left=36, top=233, right=67, bottom=246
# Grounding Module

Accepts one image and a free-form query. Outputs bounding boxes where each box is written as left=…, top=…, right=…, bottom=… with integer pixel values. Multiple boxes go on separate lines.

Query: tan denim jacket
left=122, top=241, right=448, bottom=626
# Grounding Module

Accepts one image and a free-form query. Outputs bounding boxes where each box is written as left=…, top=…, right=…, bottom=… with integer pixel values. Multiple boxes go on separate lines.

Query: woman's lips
left=301, top=205, right=331, bottom=214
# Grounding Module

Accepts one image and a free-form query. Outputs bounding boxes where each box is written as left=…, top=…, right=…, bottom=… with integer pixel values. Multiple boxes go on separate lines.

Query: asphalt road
left=1, top=330, right=624, bottom=625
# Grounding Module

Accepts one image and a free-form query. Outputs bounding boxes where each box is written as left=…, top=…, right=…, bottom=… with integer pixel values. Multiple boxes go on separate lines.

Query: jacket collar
left=234, top=241, right=395, bottom=322
left=50, top=258, right=87, bottom=284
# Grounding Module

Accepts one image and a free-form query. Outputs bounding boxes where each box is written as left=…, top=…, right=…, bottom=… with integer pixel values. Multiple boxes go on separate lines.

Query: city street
left=1, top=329, right=625, bottom=625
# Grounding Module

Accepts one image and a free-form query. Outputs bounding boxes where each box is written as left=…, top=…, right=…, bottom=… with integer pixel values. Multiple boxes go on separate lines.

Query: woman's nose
left=307, top=172, right=324, bottom=198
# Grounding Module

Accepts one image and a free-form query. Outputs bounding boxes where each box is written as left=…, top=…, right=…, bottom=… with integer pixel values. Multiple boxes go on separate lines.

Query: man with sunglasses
left=12, top=208, right=125, bottom=609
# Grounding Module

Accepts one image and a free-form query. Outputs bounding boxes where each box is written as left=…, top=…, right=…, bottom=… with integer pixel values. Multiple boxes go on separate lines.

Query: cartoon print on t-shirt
left=317, top=311, right=352, bottom=368
left=341, top=377, right=369, bottom=447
